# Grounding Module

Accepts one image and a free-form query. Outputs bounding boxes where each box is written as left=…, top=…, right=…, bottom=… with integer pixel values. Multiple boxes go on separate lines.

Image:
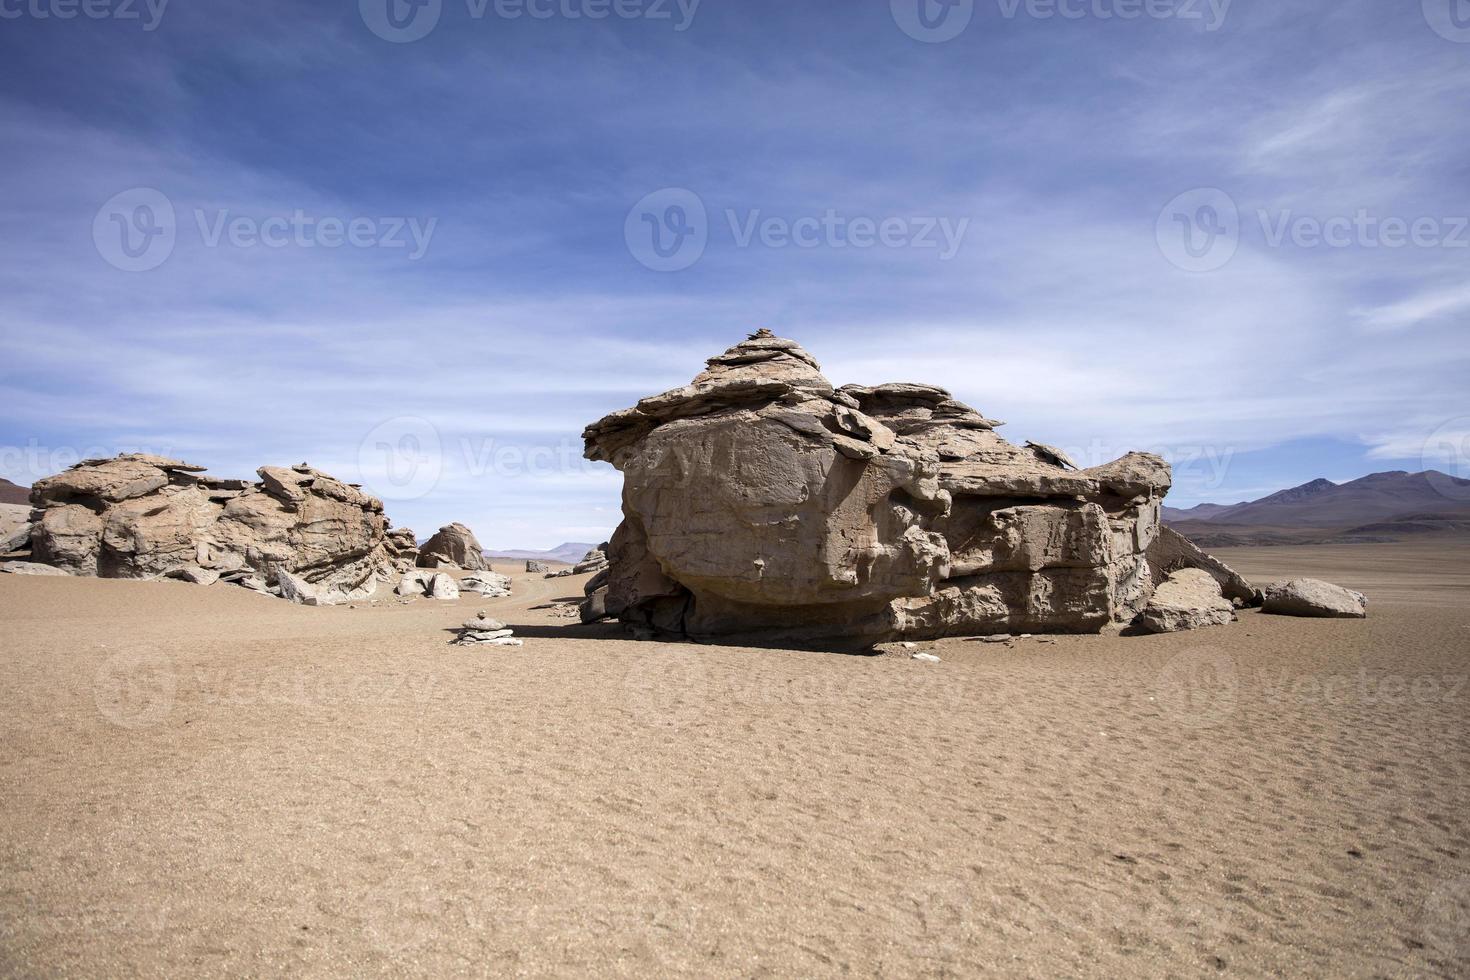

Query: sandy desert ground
left=2, top=540, right=1468, bottom=977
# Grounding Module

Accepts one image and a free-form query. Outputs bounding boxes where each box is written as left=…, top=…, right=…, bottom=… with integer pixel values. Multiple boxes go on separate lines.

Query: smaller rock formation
left=1263, top=579, right=1367, bottom=618
left=395, top=570, right=460, bottom=600
left=572, top=547, right=610, bottom=576
left=385, top=527, right=419, bottom=570
left=1136, top=569, right=1235, bottom=633
left=460, top=571, right=512, bottom=598
left=452, top=612, right=522, bottom=646
left=526, top=559, right=550, bottom=573
left=26, top=454, right=396, bottom=604
left=417, top=523, right=489, bottom=571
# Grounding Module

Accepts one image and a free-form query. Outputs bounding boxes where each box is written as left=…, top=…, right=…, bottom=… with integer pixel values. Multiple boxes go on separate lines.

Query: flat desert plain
left=2, top=540, right=1468, bottom=977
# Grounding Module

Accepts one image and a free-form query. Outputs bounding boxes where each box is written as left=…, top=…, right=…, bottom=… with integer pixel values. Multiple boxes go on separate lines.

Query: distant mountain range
left=0, top=478, right=30, bottom=506
left=1164, top=470, right=1470, bottom=546
left=485, top=542, right=597, bottom=565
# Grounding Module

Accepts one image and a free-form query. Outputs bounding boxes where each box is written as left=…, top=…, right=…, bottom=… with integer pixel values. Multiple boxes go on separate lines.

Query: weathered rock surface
left=0, top=503, right=34, bottom=554
left=27, top=454, right=399, bottom=603
left=385, top=527, right=420, bottom=570
left=1136, top=568, right=1235, bottom=633
left=1, top=560, right=70, bottom=576
left=1263, top=578, right=1367, bottom=618
left=582, top=330, right=1221, bottom=645
left=417, top=523, right=489, bottom=571
left=526, top=559, right=550, bottom=573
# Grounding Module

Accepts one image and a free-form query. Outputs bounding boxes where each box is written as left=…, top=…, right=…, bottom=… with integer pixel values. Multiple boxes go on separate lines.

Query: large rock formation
left=27, top=454, right=405, bottom=604
left=583, top=330, right=1252, bottom=645
left=417, top=522, right=489, bottom=571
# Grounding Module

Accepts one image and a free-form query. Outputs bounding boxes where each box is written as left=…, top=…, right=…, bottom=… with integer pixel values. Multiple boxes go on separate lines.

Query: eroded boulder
left=582, top=330, right=1216, bottom=645
left=28, top=455, right=396, bottom=604
left=1263, top=579, right=1367, bottom=618
left=417, top=523, right=488, bottom=571
left=1136, top=569, right=1235, bottom=633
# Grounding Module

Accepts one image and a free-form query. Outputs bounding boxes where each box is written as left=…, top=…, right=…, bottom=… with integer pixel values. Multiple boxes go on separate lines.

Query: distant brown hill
left=1164, top=471, right=1470, bottom=546
left=0, top=478, right=30, bottom=506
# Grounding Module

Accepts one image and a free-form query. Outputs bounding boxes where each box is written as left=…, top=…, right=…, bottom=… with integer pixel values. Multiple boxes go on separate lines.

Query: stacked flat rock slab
left=583, top=330, right=1256, bottom=646
left=417, top=523, right=489, bottom=571
left=27, top=454, right=398, bottom=604
left=452, top=612, right=522, bottom=646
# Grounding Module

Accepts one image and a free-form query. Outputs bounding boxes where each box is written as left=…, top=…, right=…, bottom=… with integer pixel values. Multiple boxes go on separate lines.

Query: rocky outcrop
left=27, top=454, right=400, bottom=604
left=1136, top=569, right=1235, bottom=633
left=1263, top=579, right=1367, bottom=618
left=417, top=523, right=489, bottom=571
left=583, top=330, right=1200, bottom=646
left=526, top=559, right=550, bottom=573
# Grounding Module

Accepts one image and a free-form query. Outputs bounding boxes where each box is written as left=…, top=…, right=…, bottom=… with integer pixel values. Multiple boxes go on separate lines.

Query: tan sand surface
left=2, top=544, right=1468, bottom=977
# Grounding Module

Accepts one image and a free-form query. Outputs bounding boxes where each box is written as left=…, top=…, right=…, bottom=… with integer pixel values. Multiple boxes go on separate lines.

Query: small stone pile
left=452, top=612, right=522, bottom=647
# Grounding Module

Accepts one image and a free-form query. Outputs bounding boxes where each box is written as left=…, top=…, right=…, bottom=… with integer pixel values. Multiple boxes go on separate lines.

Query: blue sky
left=1, top=0, right=1467, bottom=547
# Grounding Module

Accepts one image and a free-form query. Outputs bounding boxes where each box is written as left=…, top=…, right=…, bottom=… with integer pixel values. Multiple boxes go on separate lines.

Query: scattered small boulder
left=1262, top=579, right=1367, bottom=619
left=395, top=570, right=460, bottom=600
left=460, top=571, right=512, bottom=598
left=166, top=565, right=221, bottom=586
left=1136, top=568, right=1235, bottom=634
